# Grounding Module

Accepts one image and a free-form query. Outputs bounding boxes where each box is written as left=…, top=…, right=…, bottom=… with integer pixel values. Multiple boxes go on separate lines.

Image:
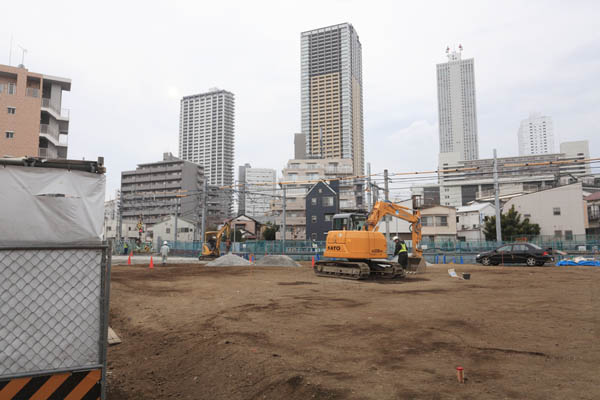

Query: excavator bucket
left=406, top=256, right=426, bottom=274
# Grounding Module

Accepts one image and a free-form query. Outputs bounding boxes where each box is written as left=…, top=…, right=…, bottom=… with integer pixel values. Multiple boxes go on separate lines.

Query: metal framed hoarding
left=0, top=157, right=110, bottom=399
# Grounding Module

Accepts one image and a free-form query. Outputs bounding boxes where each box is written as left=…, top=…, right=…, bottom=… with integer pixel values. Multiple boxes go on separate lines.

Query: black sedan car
left=476, top=243, right=553, bottom=266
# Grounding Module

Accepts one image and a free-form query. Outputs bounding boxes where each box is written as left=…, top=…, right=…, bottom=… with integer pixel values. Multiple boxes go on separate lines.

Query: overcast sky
left=2, top=0, right=598, bottom=199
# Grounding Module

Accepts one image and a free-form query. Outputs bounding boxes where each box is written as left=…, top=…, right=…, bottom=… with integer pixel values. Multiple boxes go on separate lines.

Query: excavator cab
left=332, top=213, right=367, bottom=231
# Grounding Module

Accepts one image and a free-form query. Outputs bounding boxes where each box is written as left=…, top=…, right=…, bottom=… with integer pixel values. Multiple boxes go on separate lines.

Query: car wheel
left=526, top=257, right=537, bottom=266
left=481, top=257, right=491, bottom=266
left=536, top=261, right=545, bottom=266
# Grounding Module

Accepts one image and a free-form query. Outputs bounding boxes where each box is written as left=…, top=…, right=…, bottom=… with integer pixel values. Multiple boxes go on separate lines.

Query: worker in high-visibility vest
left=393, top=236, right=408, bottom=268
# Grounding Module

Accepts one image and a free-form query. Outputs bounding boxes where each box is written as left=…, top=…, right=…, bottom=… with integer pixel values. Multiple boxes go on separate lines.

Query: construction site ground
left=107, top=262, right=598, bottom=400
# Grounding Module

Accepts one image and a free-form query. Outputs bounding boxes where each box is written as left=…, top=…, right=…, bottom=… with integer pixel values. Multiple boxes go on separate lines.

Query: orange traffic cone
left=149, top=255, right=154, bottom=269
left=311, top=256, right=315, bottom=268
left=127, top=252, right=132, bottom=265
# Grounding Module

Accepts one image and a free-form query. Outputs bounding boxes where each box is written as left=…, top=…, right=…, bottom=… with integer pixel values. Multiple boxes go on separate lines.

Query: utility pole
left=200, top=179, right=207, bottom=248
left=282, top=184, right=286, bottom=255
left=367, top=162, right=372, bottom=212
left=493, top=149, right=502, bottom=244
left=384, top=169, right=390, bottom=242
left=174, top=195, right=180, bottom=248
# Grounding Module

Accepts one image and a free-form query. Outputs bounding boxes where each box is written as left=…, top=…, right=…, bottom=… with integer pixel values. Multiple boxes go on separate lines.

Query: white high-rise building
left=436, top=46, right=479, bottom=161
left=238, top=164, right=277, bottom=218
left=301, top=23, right=364, bottom=175
left=518, top=113, right=555, bottom=155
left=179, top=88, right=234, bottom=187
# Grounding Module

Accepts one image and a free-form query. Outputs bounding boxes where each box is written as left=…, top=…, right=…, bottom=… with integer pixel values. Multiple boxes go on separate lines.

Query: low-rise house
left=503, top=183, right=586, bottom=239
left=420, top=205, right=457, bottom=242
left=150, top=215, right=197, bottom=248
left=585, top=192, right=600, bottom=236
left=229, top=214, right=262, bottom=240
left=456, top=202, right=496, bottom=241
left=305, top=181, right=340, bottom=241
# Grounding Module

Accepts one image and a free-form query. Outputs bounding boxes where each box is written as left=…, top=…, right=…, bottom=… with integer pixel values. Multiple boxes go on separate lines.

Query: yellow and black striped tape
left=0, top=369, right=101, bottom=400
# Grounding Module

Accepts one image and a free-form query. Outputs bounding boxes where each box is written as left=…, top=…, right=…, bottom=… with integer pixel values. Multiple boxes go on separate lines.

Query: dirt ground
left=106, top=262, right=599, bottom=400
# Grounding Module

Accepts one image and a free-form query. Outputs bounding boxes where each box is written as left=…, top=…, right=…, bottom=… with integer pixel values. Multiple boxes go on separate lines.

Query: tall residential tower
left=179, top=88, right=234, bottom=187
left=518, top=113, right=555, bottom=155
left=436, top=46, right=479, bottom=161
left=301, top=23, right=364, bottom=175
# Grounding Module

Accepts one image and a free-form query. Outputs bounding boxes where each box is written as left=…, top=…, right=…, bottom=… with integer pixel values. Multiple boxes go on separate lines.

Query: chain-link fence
left=0, top=244, right=110, bottom=398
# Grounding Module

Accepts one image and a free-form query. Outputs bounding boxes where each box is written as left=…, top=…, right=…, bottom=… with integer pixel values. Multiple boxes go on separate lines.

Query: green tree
left=483, top=205, right=541, bottom=241
left=262, top=222, right=279, bottom=240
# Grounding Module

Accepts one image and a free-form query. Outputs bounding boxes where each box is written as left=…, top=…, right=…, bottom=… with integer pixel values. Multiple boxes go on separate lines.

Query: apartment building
left=416, top=142, right=592, bottom=207
left=0, top=63, right=71, bottom=159
left=120, top=153, right=204, bottom=228
left=272, top=158, right=360, bottom=240
left=238, top=163, right=277, bottom=218
left=301, top=23, right=365, bottom=175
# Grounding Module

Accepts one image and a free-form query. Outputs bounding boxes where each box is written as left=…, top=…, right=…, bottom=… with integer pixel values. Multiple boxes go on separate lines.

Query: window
left=311, top=215, right=317, bottom=223
left=421, top=216, right=433, bottom=226
left=324, top=214, right=333, bottom=222
left=5, top=131, right=14, bottom=139
left=7, top=107, right=15, bottom=114
left=565, top=230, right=573, bottom=240
left=497, top=245, right=512, bottom=252
left=311, top=233, right=317, bottom=240
left=435, top=216, right=448, bottom=226
left=107, top=226, right=112, bottom=231
left=166, top=228, right=171, bottom=234
left=7, top=83, right=15, bottom=95
left=553, top=207, right=561, bottom=216
left=311, top=198, right=317, bottom=206
left=513, top=244, right=528, bottom=252
left=554, top=230, right=562, bottom=239
left=323, top=196, right=334, bottom=207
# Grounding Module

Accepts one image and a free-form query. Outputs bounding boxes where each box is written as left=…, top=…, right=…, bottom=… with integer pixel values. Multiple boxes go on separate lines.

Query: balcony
left=26, top=87, right=40, bottom=98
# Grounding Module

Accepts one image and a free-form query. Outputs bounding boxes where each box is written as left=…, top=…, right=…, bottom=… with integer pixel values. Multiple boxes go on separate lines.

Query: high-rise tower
left=436, top=45, right=479, bottom=161
left=301, top=23, right=364, bottom=175
left=518, top=113, right=555, bottom=155
left=179, top=88, right=234, bottom=187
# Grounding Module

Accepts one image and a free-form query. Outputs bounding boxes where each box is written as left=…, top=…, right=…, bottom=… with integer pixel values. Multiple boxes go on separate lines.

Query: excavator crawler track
left=314, top=260, right=405, bottom=280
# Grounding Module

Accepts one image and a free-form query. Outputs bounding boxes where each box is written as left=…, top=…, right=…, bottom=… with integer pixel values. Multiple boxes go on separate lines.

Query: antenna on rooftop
left=17, top=45, right=27, bottom=68
left=8, top=35, right=13, bottom=66
left=458, top=44, right=463, bottom=52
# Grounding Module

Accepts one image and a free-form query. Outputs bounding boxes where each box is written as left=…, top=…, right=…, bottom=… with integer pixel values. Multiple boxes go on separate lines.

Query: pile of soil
left=255, top=255, right=300, bottom=267
left=206, top=253, right=251, bottom=266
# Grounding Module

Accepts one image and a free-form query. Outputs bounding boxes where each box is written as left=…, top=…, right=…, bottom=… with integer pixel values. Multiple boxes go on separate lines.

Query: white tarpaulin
left=0, top=165, right=105, bottom=245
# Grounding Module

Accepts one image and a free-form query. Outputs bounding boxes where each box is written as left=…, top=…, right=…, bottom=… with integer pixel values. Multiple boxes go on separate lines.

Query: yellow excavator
left=314, top=200, right=425, bottom=280
left=198, top=221, right=231, bottom=260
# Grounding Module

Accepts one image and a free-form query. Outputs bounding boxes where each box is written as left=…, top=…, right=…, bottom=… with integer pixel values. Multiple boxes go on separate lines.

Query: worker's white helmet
left=163, top=241, right=168, bottom=245
left=393, top=236, right=399, bottom=241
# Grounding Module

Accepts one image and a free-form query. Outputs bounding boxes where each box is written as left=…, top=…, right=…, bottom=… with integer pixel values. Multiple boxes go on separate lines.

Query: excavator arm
left=365, top=201, right=422, bottom=257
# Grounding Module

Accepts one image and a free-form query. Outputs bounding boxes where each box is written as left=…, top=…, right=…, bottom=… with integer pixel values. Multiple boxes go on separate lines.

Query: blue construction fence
left=109, top=236, right=600, bottom=263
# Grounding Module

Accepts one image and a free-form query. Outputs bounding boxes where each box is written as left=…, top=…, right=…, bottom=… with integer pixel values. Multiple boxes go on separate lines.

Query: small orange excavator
left=199, top=221, right=231, bottom=260
left=314, top=200, right=424, bottom=280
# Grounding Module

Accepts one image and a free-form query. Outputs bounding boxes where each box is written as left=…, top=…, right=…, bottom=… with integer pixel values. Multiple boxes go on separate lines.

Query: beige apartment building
left=0, top=63, right=71, bottom=159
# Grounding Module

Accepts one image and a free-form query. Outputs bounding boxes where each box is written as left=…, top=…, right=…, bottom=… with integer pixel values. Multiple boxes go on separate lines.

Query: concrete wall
left=504, top=183, right=585, bottom=237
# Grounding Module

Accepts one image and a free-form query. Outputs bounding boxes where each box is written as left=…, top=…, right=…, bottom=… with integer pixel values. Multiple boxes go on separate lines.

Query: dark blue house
left=306, top=180, right=340, bottom=241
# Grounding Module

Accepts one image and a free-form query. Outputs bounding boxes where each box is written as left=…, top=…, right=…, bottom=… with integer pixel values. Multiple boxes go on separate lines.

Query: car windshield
left=528, top=243, right=542, bottom=250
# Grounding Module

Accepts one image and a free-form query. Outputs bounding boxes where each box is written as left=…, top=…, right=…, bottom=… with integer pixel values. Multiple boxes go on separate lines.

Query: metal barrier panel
left=0, top=245, right=109, bottom=398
